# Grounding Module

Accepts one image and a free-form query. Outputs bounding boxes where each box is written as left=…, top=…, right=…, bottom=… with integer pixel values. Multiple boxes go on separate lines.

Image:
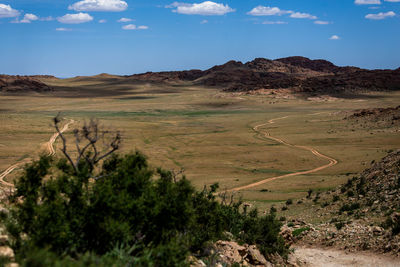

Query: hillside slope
left=0, top=75, right=53, bottom=92
left=128, top=56, right=400, bottom=95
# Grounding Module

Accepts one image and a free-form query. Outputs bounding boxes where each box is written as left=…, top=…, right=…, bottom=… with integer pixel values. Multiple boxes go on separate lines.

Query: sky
left=0, top=0, right=399, bottom=77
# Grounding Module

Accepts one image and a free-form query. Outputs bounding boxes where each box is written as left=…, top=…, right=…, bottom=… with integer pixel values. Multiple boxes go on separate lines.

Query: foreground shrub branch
left=54, top=115, right=121, bottom=174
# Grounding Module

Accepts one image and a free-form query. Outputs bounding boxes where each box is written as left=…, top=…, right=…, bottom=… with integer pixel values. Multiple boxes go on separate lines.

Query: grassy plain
left=1, top=76, right=399, bottom=210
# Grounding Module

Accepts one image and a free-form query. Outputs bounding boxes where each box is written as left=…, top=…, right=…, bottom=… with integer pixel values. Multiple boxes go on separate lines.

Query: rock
left=0, top=246, right=14, bottom=259
left=246, top=245, right=269, bottom=265
left=0, top=235, right=9, bottom=246
left=372, top=226, right=384, bottom=236
left=215, top=240, right=245, bottom=264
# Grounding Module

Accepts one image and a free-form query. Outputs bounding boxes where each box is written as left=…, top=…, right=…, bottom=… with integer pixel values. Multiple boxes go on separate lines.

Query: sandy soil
left=292, top=247, right=400, bottom=267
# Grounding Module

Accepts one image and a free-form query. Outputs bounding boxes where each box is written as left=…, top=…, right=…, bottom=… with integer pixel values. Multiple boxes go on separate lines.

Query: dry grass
left=1, top=80, right=400, bottom=209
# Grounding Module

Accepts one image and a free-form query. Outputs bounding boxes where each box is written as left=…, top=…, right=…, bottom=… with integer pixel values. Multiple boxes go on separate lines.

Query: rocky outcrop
left=0, top=75, right=53, bottom=92
left=292, top=150, right=400, bottom=256
left=189, top=240, right=276, bottom=267
left=127, top=57, right=400, bottom=95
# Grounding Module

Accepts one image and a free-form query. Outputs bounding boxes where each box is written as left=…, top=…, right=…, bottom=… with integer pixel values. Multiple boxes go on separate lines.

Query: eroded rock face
left=210, top=240, right=274, bottom=266
left=127, top=57, right=400, bottom=95
left=0, top=75, right=53, bottom=92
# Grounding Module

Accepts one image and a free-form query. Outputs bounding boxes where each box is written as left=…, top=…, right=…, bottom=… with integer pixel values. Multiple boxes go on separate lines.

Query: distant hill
left=128, top=56, right=400, bottom=95
left=0, top=75, right=53, bottom=92
left=2, top=57, right=399, bottom=95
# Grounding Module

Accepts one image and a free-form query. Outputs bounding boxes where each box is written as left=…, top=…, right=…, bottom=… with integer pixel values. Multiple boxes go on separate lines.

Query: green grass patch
left=292, top=227, right=310, bottom=237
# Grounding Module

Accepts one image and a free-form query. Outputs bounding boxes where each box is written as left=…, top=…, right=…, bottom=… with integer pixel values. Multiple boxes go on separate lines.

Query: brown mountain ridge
left=1, top=57, right=399, bottom=95
left=127, top=56, right=400, bottom=95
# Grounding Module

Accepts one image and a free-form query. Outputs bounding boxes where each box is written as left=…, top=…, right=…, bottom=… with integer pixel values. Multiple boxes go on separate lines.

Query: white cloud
left=69, top=0, right=128, bottom=12
left=167, top=1, right=235, bottom=15
left=0, top=4, right=20, bottom=18
left=290, top=12, right=317, bottom=19
left=57, top=13, right=93, bottom=24
left=200, top=19, right=208, bottom=24
left=118, top=17, right=132, bottom=22
left=11, top=13, right=39, bottom=23
left=247, top=6, right=317, bottom=20
left=99, top=19, right=107, bottom=23
left=122, top=24, right=148, bottom=30
left=56, top=27, right=72, bottom=31
left=355, top=0, right=381, bottom=4
left=365, top=11, right=396, bottom=19
left=385, top=0, right=400, bottom=2
left=247, top=6, right=291, bottom=16
left=20, top=13, right=39, bottom=23
left=329, top=35, right=340, bottom=40
left=314, top=20, right=330, bottom=25
left=262, top=21, right=288, bottom=24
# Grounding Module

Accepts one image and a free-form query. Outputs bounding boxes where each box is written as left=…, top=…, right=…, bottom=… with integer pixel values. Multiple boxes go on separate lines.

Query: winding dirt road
left=229, top=115, right=338, bottom=192
left=0, top=119, right=74, bottom=187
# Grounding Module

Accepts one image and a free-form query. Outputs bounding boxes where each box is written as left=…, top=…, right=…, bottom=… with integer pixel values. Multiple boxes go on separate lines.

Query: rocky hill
left=0, top=75, right=53, bottom=92
left=281, top=149, right=400, bottom=256
left=345, top=105, right=400, bottom=128
left=128, top=56, right=400, bottom=95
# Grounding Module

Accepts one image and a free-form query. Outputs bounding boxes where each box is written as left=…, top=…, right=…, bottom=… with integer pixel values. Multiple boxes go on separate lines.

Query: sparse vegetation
left=2, top=119, right=288, bottom=265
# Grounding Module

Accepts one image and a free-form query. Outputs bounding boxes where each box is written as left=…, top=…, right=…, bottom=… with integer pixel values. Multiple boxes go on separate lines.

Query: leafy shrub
left=332, top=195, right=339, bottom=202
left=321, top=202, right=329, bottom=208
left=4, top=152, right=288, bottom=264
left=339, top=203, right=360, bottom=213
left=281, top=206, right=288, bottom=211
left=270, top=206, right=277, bottom=214
left=335, top=222, right=345, bottom=230
left=307, top=189, right=313, bottom=199
left=346, top=190, right=355, bottom=197
left=285, top=199, right=293, bottom=205
left=292, top=227, right=310, bottom=237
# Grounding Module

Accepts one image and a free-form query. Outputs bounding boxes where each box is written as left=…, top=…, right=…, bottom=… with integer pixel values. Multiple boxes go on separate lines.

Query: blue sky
left=0, top=0, right=399, bottom=77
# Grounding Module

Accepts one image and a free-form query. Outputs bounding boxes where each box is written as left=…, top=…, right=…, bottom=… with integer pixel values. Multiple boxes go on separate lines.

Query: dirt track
left=229, top=115, right=338, bottom=192
left=292, top=247, right=400, bottom=267
left=0, top=120, right=74, bottom=187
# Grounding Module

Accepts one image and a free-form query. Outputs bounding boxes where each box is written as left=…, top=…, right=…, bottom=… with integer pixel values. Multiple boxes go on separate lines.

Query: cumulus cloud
left=20, top=13, right=39, bottom=23
left=122, top=24, right=148, bottom=30
left=166, top=1, right=235, bottom=15
left=0, top=4, right=20, bottom=18
left=329, top=35, right=340, bottom=40
left=69, top=0, right=128, bottom=12
left=290, top=12, right=317, bottom=19
left=56, top=27, right=72, bottom=31
left=365, top=11, right=396, bottom=19
left=248, top=6, right=317, bottom=20
left=57, top=13, right=93, bottom=24
left=247, top=6, right=291, bottom=16
left=314, top=20, right=330, bottom=25
left=118, top=17, right=132, bottom=22
left=355, top=0, right=381, bottom=4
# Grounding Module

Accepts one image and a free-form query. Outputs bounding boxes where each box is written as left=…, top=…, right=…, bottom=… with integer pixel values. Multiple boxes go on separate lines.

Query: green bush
left=4, top=152, right=288, bottom=265
left=292, top=227, right=310, bottom=237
